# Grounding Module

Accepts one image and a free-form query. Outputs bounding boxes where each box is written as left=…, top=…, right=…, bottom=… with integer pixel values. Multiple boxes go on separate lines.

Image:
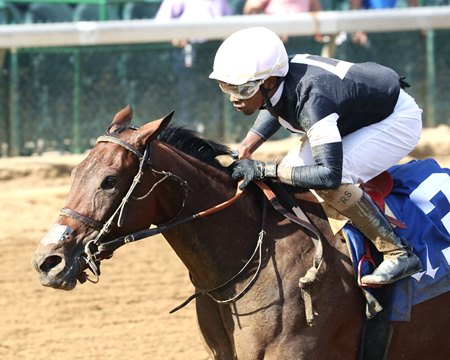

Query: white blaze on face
left=40, top=224, right=74, bottom=246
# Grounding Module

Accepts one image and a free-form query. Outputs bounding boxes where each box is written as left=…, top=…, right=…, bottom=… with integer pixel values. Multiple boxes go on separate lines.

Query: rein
left=169, top=200, right=268, bottom=313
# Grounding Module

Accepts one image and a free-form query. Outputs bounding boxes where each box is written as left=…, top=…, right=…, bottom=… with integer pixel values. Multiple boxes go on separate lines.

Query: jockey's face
left=228, top=88, right=264, bottom=115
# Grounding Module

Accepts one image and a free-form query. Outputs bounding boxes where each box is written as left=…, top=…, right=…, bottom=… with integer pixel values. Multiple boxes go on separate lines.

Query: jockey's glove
left=231, top=159, right=277, bottom=190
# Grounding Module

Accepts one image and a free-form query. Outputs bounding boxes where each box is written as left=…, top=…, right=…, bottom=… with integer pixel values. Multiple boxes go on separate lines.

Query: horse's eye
left=101, top=176, right=117, bottom=190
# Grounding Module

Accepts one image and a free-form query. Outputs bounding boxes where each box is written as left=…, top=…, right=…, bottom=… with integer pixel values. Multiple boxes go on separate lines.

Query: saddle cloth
left=344, top=158, right=450, bottom=321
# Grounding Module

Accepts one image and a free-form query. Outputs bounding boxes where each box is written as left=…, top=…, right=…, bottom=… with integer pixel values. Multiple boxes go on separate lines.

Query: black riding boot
left=340, top=192, right=422, bottom=286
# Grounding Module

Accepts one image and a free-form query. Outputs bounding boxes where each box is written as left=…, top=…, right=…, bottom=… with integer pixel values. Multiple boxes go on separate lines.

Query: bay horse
left=32, top=106, right=449, bottom=359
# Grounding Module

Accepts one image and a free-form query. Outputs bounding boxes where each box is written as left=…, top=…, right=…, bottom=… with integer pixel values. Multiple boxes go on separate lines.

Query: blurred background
left=0, top=0, right=449, bottom=157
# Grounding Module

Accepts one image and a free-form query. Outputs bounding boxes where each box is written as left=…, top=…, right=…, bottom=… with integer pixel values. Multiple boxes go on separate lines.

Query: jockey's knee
left=315, top=184, right=363, bottom=212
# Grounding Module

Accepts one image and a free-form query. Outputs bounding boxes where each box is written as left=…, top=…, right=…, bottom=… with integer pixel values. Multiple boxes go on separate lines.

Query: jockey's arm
left=239, top=110, right=281, bottom=159
left=238, top=131, right=265, bottom=159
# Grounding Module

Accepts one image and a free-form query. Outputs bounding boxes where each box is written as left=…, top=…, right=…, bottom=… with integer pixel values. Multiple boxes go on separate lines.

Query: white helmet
left=209, top=27, right=289, bottom=85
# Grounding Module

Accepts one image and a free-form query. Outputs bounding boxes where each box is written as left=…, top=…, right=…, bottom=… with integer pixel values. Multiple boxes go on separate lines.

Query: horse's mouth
left=35, top=252, right=89, bottom=290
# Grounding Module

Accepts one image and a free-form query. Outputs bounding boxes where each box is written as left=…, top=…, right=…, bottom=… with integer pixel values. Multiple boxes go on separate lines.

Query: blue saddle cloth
left=343, top=158, right=450, bottom=321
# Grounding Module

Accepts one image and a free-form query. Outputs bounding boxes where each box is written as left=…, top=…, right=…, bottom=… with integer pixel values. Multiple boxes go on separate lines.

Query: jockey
left=209, top=27, right=423, bottom=286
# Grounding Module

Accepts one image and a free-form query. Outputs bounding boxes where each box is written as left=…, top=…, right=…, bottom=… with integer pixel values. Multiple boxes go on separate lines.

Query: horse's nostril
left=40, top=255, right=63, bottom=273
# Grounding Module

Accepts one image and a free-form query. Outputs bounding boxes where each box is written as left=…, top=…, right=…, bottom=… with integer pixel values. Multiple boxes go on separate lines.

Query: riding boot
left=339, top=192, right=422, bottom=286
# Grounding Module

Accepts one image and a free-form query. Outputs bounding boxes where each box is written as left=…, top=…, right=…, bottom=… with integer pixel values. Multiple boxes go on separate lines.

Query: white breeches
left=280, top=89, right=423, bottom=184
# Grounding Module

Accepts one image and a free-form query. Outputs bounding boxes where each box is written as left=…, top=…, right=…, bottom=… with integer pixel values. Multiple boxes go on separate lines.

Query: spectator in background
left=242, top=0, right=323, bottom=50
left=154, top=0, right=232, bottom=133
left=350, top=0, right=419, bottom=47
left=244, top=0, right=321, bottom=15
left=155, top=0, right=232, bottom=52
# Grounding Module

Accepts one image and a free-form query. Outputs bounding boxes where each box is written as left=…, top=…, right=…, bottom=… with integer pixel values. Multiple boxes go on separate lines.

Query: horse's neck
left=154, top=143, right=237, bottom=211
left=152, top=144, right=260, bottom=289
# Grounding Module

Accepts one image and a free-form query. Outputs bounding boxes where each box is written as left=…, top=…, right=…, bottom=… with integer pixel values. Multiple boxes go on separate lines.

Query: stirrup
left=360, top=253, right=422, bottom=286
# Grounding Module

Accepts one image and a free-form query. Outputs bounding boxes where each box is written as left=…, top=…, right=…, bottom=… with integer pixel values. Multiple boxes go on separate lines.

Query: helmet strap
left=259, top=77, right=284, bottom=111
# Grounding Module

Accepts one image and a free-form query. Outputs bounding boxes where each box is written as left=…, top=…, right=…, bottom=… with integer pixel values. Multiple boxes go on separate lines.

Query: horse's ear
left=109, top=105, right=133, bottom=132
left=139, top=110, right=175, bottom=143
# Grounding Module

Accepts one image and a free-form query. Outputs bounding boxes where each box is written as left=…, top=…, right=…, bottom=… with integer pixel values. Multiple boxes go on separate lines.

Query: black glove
left=231, top=159, right=277, bottom=190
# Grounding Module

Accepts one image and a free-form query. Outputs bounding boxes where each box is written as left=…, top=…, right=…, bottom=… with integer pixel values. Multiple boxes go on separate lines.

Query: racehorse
left=32, top=106, right=449, bottom=359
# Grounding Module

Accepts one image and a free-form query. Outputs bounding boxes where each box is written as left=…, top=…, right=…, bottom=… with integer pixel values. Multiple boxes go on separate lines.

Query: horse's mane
left=157, top=125, right=234, bottom=170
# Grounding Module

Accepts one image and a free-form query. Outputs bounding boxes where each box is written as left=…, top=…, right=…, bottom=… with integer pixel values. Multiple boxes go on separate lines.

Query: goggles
left=218, top=79, right=264, bottom=100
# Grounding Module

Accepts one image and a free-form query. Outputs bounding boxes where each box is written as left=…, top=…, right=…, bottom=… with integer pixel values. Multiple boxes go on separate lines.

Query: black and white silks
left=251, top=54, right=406, bottom=189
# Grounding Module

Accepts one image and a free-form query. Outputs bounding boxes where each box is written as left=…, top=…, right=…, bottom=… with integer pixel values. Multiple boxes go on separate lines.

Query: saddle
left=361, top=172, right=406, bottom=230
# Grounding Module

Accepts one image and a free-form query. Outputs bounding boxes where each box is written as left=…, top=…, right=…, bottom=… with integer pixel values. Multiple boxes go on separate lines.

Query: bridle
left=60, top=131, right=268, bottom=310
left=61, top=134, right=189, bottom=280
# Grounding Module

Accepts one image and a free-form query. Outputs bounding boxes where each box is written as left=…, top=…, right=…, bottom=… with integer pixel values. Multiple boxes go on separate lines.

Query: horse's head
left=32, top=105, right=176, bottom=290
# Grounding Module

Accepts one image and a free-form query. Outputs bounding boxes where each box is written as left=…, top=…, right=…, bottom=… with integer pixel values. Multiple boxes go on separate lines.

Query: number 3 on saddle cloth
left=344, top=158, right=450, bottom=321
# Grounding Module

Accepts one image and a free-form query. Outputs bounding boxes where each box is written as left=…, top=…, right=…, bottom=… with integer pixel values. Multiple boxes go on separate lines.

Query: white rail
left=0, top=6, right=449, bottom=49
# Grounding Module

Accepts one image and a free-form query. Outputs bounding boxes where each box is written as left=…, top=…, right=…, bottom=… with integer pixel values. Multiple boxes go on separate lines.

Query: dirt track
left=0, top=156, right=210, bottom=360
left=0, top=126, right=449, bottom=360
